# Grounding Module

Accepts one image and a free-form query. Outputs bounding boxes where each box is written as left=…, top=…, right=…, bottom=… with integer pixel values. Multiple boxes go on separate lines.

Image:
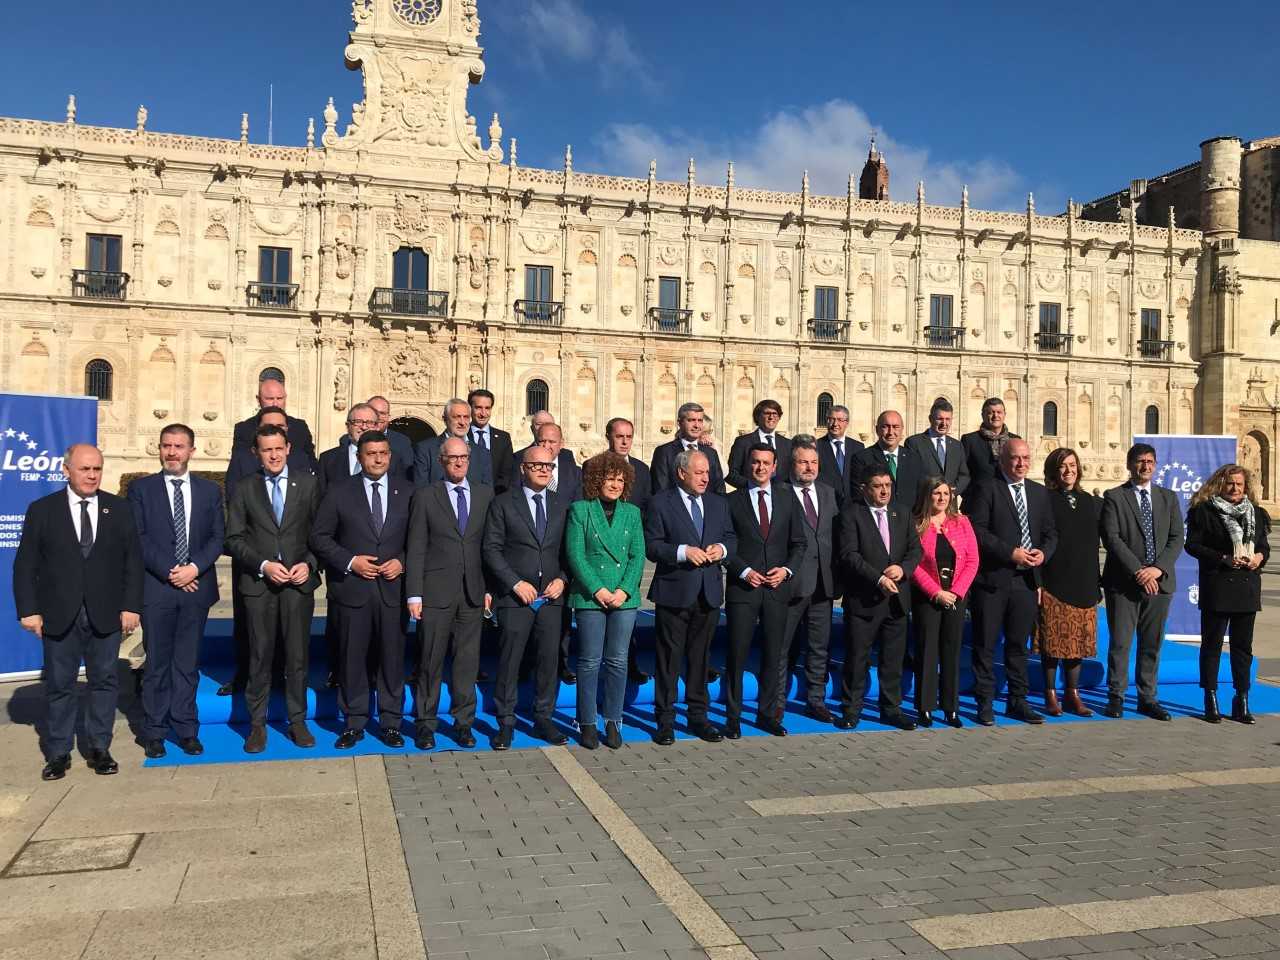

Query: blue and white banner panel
left=0, top=393, right=98, bottom=677
left=1134, top=433, right=1238, bottom=641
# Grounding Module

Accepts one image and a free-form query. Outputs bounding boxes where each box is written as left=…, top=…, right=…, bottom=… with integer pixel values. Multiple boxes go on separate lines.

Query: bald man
left=852, top=410, right=923, bottom=509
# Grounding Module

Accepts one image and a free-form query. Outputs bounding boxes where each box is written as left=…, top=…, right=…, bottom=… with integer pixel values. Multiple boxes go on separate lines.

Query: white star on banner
left=25, top=441, right=36, bottom=450
left=16, top=432, right=28, bottom=441
left=3, top=428, right=14, bottom=438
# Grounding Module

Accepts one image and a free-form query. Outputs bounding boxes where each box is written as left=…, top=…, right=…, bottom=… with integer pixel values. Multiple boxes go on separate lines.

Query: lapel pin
left=102, top=507, right=110, bottom=514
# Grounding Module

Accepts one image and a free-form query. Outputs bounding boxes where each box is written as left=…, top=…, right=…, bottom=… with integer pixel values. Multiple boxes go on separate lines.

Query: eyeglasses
left=442, top=454, right=471, bottom=462
left=523, top=463, right=554, bottom=471
left=348, top=419, right=377, bottom=428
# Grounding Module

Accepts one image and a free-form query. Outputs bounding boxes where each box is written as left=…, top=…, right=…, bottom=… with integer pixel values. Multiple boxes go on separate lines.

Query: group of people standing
left=12, top=379, right=1270, bottom=779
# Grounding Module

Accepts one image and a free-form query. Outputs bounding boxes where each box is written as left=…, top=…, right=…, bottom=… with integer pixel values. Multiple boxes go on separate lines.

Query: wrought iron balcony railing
left=648, top=306, right=692, bottom=334
left=515, top=299, right=564, bottom=327
left=72, top=269, right=129, bottom=300
left=807, top=318, right=850, bottom=343
left=923, top=325, right=965, bottom=349
left=1034, top=331, right=1072, bottom=355
left=369, top=288, right=449, bottom=318
left=247, top=281, right=299, bottom=309
left=1138, top=339, right=1174, bottom=361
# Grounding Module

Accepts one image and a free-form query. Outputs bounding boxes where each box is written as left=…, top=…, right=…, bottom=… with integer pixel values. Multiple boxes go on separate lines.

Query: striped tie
left=171, top=479, right=189, bottom=565
left=1012, top=483, right=1032, bottom=551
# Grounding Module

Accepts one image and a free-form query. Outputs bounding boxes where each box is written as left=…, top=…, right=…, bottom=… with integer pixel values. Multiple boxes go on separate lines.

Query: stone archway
left=390, top=416, right=435, bottom=445
left=1241, top=430, right=1270, bottom=500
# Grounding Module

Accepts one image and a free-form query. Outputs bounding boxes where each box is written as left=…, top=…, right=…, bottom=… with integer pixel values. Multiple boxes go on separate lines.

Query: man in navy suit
left=415, top=399, right=494, bottom=487
left=320, top=403, right=412, bottom=495
left=128, top=424, right=224, bottom=758
left=726, top=399, right=792, bottom=490
left=644, top=448, right=737, bottom=745
left=310, top=431, right=412, bottom=749
left=468, top=388, right=515, bottom=494
left=816, top=404, right=864, bottom=505
left=650, top=403, right=726, bottom=496
left=853, top=410, right=923, bottom=510
left=904, top=397, right=970, bottom=499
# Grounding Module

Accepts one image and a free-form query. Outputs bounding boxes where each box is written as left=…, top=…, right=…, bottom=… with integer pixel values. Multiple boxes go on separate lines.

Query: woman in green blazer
left=565, top=452, right=645, bottom=749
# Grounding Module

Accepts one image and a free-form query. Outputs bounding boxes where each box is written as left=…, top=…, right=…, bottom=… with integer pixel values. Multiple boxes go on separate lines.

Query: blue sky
left=5, top=1, right=1277, bottom=213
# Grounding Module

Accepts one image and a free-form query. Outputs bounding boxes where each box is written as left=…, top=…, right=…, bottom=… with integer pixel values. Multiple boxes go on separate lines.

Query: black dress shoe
left=944, top=712, right=963, bottom=728
left=179, top=737, right=204, bottom=756
left=288, top=723, right=316, bottom=748
left=804, top=703, right=835, bottom=724
left=1204, top=690, right=1222, bottom=723
left=1137, top=701, right=1171, bottom=722
left=143, top=739, right=166, bottom=759
left=559, top=666, right=577, bottom=685
left=691, top=721, right=724, bottom=743
left=378, top=728, right=404, bottom=748
left=244, top=726, right=268, bottom=754
left=834, top=712, right=859, bottom=730
left=491, top=725, right=514, bottom=751
left=758, top=718, right=788, bottom=737
left=1232, top=693, right=1255, bottom=725
left=414, top=729, right=436, bottom=750
left=335, top=728, right=365, bottom=750
left=1103, top=699, right=1125, bottom=719
left=628, top=664, right=650, bottom=685
left=918, top=714, right=933, bottom=728
left=88, top=749, right=119, bottom=775
left=41, top=754, right=71, bottom=781
left=454, top=725, right=476, bottom=748
left=706, top=668, right=721, bottom=683
left=1006, top=700, right=1044, bottom=724
left=533, top=718, right=568, bottom=745
left=654, top=725, right=675, bottom=746
left=604, top=721, right=623, bottom=749
left=976, top=701, right=995, bottom=726
left=580, top=726, right=599, bottom=750
left=883, top=711, right=917, bottom=731
left=721, top=719, right=741, bottom=740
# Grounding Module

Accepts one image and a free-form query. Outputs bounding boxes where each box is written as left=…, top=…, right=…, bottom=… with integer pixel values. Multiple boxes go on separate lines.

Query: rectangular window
left=814, top=286, right=839, bottom=321
left=258, top=247, right=292, bottom=285
left=392, top=248, right=429, bottom=290
left=525, top=265, right=554, bottom=302
left=1039, top=302, right=1061, bottom=334
left=658, top=276, right=681, bottom=309
left=929, top=294, right=953, bottom=327
left=86, top=234, right=122, bottom=273
left=1141, top=308, right=1162, bottom=342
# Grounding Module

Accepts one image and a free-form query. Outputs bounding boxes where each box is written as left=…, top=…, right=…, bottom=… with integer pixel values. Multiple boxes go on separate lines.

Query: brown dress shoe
left=1063, top=688, right=1093, bottom=717
left=288, top=723, right=316, bottom=748
left=1044, top=689, right=1064, bottom=717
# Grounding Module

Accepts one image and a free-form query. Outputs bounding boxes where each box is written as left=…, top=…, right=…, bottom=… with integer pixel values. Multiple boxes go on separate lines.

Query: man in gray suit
left=781, top=437, right=840, bottom=723
left=406, top=436, right=493, bottom=749
left=414, top=398, right=494, bottom=487
left=1100, top=442, right=1185, bottom=720
left=904, top=397, right=970, bottom=500
left=225, top=424, right=322, bottom=752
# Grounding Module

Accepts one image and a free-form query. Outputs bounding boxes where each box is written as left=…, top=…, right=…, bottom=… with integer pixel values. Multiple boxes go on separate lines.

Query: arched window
left=1144, top=404, right=1160, bottom=435
left=525, top=378, right=549, bottom=417
left=1042, top=400, right=1058, bottom=437
left=259, top=366, right=285, bottom=385
left=815, top=392, right=834, bottom=427
left=85, top=359, right=113, bottom=401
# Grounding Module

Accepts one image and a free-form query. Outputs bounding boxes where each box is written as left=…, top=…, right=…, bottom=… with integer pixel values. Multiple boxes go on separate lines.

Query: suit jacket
left=482, top=486, right=570, bottom=608
left=643, top=487, right=737, bottom=608
left=225, top=470, right=322, bottom=596
left=310, top=474, right=412, bottom=608
left=1185, top=502, right=1271, bottom=613
left=912, top=515, right=981, bottom=601
left=326, top=429, right=414, bottom=485
left=965, top=475, right=1059, bottom=590
left=726, top=431, right=792, bottom=490
left=511, top=446, right=582, bottom=502
left=649, top=438, right=726, bottom=496
left=414, top=434, right=494, bottom=488
left=852, top=444, right=923, bottom=510
left=725, top=484, right=809, bottom=604
left=816, top=432, right=865, bottom=504
left=564, top=498, right=646, bottom=610
left=127, top=473, right=224, bottom=609
left=625, top=456, right=653, bottom=515
left=13, top=489, right=144, bottom=637
left=960, top=430, right=1019, bottom=492
left=471, top=425, right=514, bottom=494
left=318, top=439, right=411, bottom=497
left=224, top=444, right=317, bottom=511
left=788, top=480, right=839, bottom=601
left=404, top=480, right=493, bottom=608
left=233, top=413, right=315, bottom=462
left=1100, top=483, right=1184, bottom=595
left=838, top=501, right=922, bottom=614
left=904, top=432, right=971, bottom=498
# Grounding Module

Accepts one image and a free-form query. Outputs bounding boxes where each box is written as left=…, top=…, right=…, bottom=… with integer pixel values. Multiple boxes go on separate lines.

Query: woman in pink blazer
left=910, top=477, right=979, bottom=727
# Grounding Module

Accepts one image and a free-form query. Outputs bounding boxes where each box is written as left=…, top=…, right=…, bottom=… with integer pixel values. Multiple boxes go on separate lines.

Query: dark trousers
left=336, top=600, right=405, bottom=731
left=841, top=605, right=908, bottom=716
left=415, top=598, right=481, bottom=732
left=970, top=577, right=1037, bottom=704
left=1104, top=588, right=1171, bottom=704
left=141, top=593, right=211, bottom=741
left=725, top=592, right=790, bottom=722
left=783, top=593, right=833, bottom=707
left=230, top=572, right=250, bottom=686
left=42, top=607, right=120, bottom=757
left=244, top=586, right=314, bottom=727
left=1199, top=609, right=1255, bottom=693
left=912, top=597, right=966, bottom=714
left=493, top=602, right=561, bottom=725
left=654, top=598, right=716, bottom=727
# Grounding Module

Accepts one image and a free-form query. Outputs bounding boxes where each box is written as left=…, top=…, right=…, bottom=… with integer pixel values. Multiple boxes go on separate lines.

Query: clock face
left=392, top=0, right=442, bottom=26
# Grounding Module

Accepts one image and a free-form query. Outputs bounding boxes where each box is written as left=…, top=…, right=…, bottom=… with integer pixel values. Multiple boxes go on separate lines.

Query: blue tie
left=1139, top=488, right=1156, bottom=565
left=532, top=492, right=546, bottom=541
left=270, top=476, right=284, bottom=525
left=171, top=479, right=188, bottom=565
left=688, top=494, right=704, bottom=542
left=455, top=484, right=469, bottom=535
left=370, top=480, right=384, bottom=536
left=936, top=437, right=946, bottom=467
left=834, top=439, right=844, bottom=474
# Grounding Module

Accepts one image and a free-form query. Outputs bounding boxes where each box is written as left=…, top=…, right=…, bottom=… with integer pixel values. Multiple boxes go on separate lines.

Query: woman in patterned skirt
left=1038, top=448, right=1103, bottom=716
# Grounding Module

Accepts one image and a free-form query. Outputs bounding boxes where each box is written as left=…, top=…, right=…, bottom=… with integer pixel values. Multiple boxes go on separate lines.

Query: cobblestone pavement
left=389, top=713, right=1280, bottom=960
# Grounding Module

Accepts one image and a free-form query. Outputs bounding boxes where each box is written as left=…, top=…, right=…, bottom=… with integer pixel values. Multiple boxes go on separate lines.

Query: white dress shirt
left=791, top=482, right=819, bottom=518
left=740, top=483, right=792, bottom=581
left=65, top=486, right=98, bottom=542
left=472, top=424, right=491, bottom=448
left=521, top=482, right=548, bottom=527
left=361, top=473, right=388, bottom=518
left=346, top=442, right=360, bottom=476
left=1130, top=481, right=1153, bottom=507
left=162, top=471, right=192, bottom=547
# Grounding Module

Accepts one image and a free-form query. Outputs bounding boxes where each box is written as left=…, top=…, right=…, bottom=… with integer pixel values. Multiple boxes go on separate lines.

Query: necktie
left=171, top=479, right=188, bottom=565
left=757, top=490, right=771, bottom=539
left=1139, top=488, right=1156, bottom=564
left=834, top=439, right=845, bottom=474
left=765, top=434, right=774, bottom=450
left=548, top=464, right=559, bottom=492
left=688, top=495, right=704, bottom=541
left=886, top=452, right=897, bottom=480
left=370, top=480, right=384, bottom=536
left=455, top=484, right=469, bottom=535
left=936, top=437, right=946, bottom=467
left=876, top=508, right=890, bottom=551
left=475, top=428, right=488, bottom=450
left=1012, top=483, right=1032, bottom=550
left=801, top=486, right=818, bottom=530
left=532, top=492, right=546, bottom=541
left=270, top=476, right=284, bottom=525
left=79, top=499, right=93, bottom=558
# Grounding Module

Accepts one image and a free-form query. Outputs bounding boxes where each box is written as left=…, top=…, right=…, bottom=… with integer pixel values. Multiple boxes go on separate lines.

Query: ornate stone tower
left=859, top=138, right=889, bottom=201
left=1200, top=136, right=1242, bottom=240
left=1197, top=136, right=1244, bottom=435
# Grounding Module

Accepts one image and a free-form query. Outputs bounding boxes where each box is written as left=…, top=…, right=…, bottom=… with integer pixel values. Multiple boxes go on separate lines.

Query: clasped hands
left=513, top=578, right=564, bottom=606
left=1134, top=565, right=1164, bottom=595
left=877, top=563, right=905, bottom=595
left=261, top=560, right=312, bottom=587
left=684, top=543, right=725, bottom=567
left=1230, top=552, right=1264, bottom=571
left=1010, top=547, right=1045, bottom=569
left=593, top=587, right=629, bottom=610
left=167, top=563, right=200, bottom=593
left=744, top=567, right=788, bottom=589
left=351, top=555, right=403, bottom=581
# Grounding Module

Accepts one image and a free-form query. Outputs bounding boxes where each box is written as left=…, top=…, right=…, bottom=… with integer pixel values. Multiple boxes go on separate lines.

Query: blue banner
left=0, top=393, right=99, bottom=676
left=1134, top=434, right=1238, bottom=640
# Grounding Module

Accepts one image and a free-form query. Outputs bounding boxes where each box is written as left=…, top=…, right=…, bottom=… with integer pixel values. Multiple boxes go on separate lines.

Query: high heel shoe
left=1231, top=693, right=1255, bottom=725
left=1204, top=689, right=1221, bottom=724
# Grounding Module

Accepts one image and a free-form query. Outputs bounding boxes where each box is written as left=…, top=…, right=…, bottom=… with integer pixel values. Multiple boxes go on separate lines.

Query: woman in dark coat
left=1185, top=463, right=1271, bottom=724
left=1037, top=448, right=1103, bottom=717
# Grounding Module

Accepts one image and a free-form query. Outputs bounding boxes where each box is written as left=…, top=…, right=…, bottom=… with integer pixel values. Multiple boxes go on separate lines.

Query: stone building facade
left=0, top=0, right=1276, bottom=505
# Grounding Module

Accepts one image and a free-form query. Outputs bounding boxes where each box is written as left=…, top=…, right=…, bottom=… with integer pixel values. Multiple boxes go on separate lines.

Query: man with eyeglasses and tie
left=468, top=388, right=514, bottom=494
left=817, top=404, right=864, bottom=506
left=727, top=399, right=792, bottom=490
left=320, top=403, right=410, bottom=496
left=15, top=444, right=143, bottom=780
left=905, top=397, right=970, bottom=500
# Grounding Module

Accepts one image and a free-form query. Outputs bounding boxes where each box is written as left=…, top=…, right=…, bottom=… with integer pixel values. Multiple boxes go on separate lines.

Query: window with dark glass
left=85, top=359, right=113, bottom=401
left=524, top=265, right=554, bottom=302
left=393, top=247, right=429, bottom=290
left=525, top=378, right=550, bottom=417
left=1039, top=302, right=1061, bottom=334
left=816, top=392, right=834, bottom=427
left=814, top=287, right=839, bottom=321
left=1042, top=401, right=1058, bottom=436
left=929, top=294, right=953, bottom=327
left=258, top=247, right=292, bottom=284
left=1145, top=404, right=1160, bottom=434
left=658, top=276, right=681, bottom=309
left=86, top=234, right=122, bottom=273
left=1140, top=308, right=1162, bottom=342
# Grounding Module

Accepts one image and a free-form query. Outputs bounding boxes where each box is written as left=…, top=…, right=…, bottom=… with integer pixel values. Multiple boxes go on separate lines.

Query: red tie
left=757, top=490, right=771, bottom=539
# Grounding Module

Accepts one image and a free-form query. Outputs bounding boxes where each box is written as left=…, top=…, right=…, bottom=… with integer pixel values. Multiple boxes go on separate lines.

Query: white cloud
left=584, top=100, right=1037, bottom=212
left=514, top=0, right=652, bottom=92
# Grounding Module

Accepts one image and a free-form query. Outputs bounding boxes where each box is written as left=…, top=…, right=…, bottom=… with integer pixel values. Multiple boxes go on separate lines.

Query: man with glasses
left=817, top=404, right=864, bottom=505
left=727, top=399, right=792, bottom=490
left=320, top=403, right=410, bottom=495
left=367, top=395, right=415, bottom=485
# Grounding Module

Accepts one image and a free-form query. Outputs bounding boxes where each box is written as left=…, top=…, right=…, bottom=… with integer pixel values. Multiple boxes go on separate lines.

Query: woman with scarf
left=1186, top=464, right=1270, bottom=724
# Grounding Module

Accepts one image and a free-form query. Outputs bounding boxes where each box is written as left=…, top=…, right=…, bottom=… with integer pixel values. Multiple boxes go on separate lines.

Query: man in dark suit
left=960, top=397, right=1019, bottom=494
left=469, top=388, right=514, bottom=494
left=415, top=398, right=494, bottom=487
left=225, top=424, right=322, bottom=752
left=231, top=373, right=316, bottom=463
left=853, top=410, right=923, bottom=510
left=817, top=404, right=865, bottom=505
left=606, top=416, right=653, bottom=684
left=225, top=406, right=318, bottom=507
left=964, top=438, right=1058, bottom=725
left=727, top=399, right=792, bottom=490
left=368, top=394, right=416, bottom=484
left=483, top=445, right=571, bottom=749
left=782, top=438, right=841, bottom=722
left=837, top=464, right=922, bottom=730
left=321, top=403, right=412, bottom=495
left=406, top=436, right=493, bottom=749
left=1100, top=443, right=1185, bottom=720
left=644, top=448, right=737, bottom=745
left=650, top=402, right=726, bottom=496
left=513, top=422, right=582, bottom=503
left=310, top=431, right=411, bottom=749
left=724, top=443, right=807, bottom=737
left=128, top=424, right=223, bottom=759
left=904, top=397, right=970, bottom=499
left=15, top=444, right=143, bottom=779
